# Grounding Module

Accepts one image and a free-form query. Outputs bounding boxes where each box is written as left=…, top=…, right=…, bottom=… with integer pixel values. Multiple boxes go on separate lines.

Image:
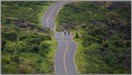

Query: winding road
left=42, top=1, right=77, bottom=74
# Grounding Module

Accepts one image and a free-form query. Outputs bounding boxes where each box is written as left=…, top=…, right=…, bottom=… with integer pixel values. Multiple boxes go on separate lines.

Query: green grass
left=71, top=29, right=86, bottom=73
left=72, top=30, right=112, bottom=73
left=18, top=53, right=53, bottom=73
left=46, top=38, right=58, bottom=61
left=15, top=38, right=58, bottom=73
left=19, top=53, right=44, bottom=61
left=74, top=39, right=86, bottom=73
left=43, top=38, right=58, bottom=73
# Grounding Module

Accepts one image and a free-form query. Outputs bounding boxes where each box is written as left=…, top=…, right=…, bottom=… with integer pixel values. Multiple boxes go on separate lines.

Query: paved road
left=54, top=32, right=77, bottom=74
left=41, top=1, right=77, bottom=74
left=42, top=1, right=70, bottom=31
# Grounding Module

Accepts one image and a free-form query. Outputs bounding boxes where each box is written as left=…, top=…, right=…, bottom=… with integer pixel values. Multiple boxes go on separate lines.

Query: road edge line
left=53, top=2, right=63, bottom=32
left=53, top=1, right=71, bottom=32
left=41, top=2, right=56, bottom=27
left=70, top=33, right=79, bottom=74
left=53, top=39, right=59, bottom=74
left=47, top=4, right=57, bottom=28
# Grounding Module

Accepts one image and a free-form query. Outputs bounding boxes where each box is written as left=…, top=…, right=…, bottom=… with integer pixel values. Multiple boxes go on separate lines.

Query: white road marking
left=70, top=33, right=78, bottom=74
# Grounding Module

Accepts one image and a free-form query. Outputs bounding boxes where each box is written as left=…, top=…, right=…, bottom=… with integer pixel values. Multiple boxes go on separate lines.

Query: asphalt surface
left=41, top=1, right=77, bottom=74
left=42, top=1, right=70, bottom=31
left=54, top=32, right=77, bottom=74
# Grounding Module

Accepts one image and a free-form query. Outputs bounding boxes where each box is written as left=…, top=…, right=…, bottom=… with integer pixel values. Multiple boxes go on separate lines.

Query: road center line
left=47, top=4, right=57, bottom=28
left=64, top=40, right=69, bottom=74
left=62, top=32, right=68, bottom=74
left=47, top=2, right=63, bottom=28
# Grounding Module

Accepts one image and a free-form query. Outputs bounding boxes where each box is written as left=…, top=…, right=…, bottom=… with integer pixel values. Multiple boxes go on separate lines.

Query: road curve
left=54, top=32, right=77, bottom=74
left=65, top=40, right=77, bottom=74
left=41, top=1, right=77, bottom=74
left=42, top=1, right=70, bottom=31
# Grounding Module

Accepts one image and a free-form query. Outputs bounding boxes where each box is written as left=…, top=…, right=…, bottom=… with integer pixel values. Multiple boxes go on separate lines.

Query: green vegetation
left=75, top=33, right=79, bottom=39
left=56, top=1, right=131, bottom=74
left=1, top=1, right=57, bottom=74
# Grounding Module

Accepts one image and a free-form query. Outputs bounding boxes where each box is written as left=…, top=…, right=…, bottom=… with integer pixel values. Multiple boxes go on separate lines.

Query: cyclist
left=64, top=29, right=66, bottom=35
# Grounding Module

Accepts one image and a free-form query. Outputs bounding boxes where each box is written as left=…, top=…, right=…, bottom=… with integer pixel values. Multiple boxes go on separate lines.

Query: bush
left=36, top=59, right=43, bottom=64
left=2, top=62, right=17, bottom=74
left=2, top=56, right=11, bottom=64
left=75, top=33, right=79, bottom=39
left=4, top=32, right=17, bottom=41
left=39, top=41, right=50, bottom=57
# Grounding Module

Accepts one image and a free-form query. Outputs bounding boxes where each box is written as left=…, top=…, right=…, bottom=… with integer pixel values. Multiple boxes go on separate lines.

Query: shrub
left=75, top=33, right=79, bottom=39
left=4, top=32, right=17, bottom=41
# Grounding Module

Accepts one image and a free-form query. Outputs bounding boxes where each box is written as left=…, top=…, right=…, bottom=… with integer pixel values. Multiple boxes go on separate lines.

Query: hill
left=55, top=1, right=131, bottom=74
left=1, top=1, right=57, bottom=74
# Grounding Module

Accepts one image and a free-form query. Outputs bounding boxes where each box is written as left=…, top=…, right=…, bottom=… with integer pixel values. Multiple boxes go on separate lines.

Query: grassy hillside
left=1, top=1, right=58, bottom=74
left=55, top=1, right=131, bottom=74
